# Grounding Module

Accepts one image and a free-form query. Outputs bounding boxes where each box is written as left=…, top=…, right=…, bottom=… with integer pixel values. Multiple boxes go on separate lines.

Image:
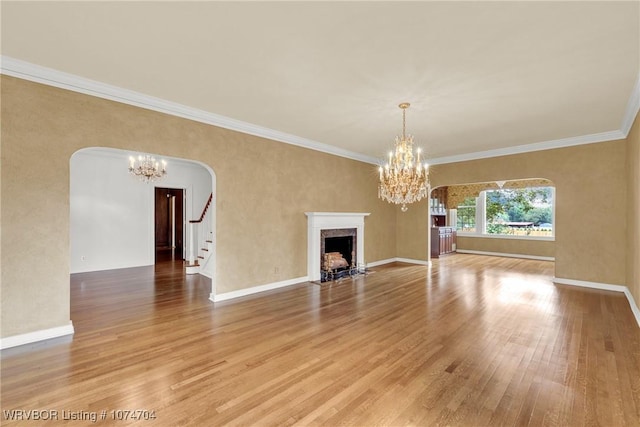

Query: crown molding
left=621, top=74, right=640, bottom=136
left=427, top=129, right=627, bottom=165
left=2, top=56, right=638, bottom=167
left=429, top=73, right=640, bottom=165
left=0, top=56, right=380, bottom=165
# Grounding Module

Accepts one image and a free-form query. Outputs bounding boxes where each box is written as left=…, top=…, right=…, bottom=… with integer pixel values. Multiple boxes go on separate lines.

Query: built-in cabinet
left=430, top=187, right=456, bottom=257
left=431, top=226, right=456, bottom=258
left=432, top=213, right=447, bottom=227
left=431, top=187, right=447, bottom=227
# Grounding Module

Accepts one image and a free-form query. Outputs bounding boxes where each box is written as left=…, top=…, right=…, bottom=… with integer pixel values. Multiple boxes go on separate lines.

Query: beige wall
left=0, top=76, right=398, bottom=338
left=2, top=75, right=636, bottom=339
left=401, top=139, right=628, bottom=285
left=627, top=112, right=640, bottom=305
left=396, top=201, right=429, bottom=260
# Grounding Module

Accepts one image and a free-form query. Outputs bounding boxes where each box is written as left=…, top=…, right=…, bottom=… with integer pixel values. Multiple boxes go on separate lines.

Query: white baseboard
left=554, top=277, right=640, bottom=328
left=368, top=258, right=430, bottom=267
left=623, top=288, right=640, bottom=328
left=553, top=277, right=626, bottom=292
left=0, top=322, right=74, bottom=350
left=366, top=258, right=397, bottom=267
left=210, top=259, right=431, bottom=302
left=396, top=257, right=430, bottom=266
left=210, top=276, right=308, bottom=302
left=457, top=249, right=555, bottom=261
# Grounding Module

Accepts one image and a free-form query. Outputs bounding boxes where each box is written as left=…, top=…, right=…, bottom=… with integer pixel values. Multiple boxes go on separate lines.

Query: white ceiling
left=2, top=1, right=639, bottom=164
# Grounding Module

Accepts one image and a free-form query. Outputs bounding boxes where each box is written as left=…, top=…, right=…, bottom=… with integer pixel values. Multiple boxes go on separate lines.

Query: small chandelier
left=128, top=154, right=167, bottom=183
left=378, top=103, right=429, bottom=212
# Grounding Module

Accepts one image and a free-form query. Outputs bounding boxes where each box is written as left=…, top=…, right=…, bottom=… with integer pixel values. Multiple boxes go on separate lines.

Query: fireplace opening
left=325, top=236, right=354, bottom=267
left=320, top=228, right=357, bottom=282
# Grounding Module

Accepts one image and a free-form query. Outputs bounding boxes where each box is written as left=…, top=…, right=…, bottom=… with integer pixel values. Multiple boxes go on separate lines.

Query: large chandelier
left=378, top=103, right=429, bottom=212
left=128, top=154, right=167, bottom=183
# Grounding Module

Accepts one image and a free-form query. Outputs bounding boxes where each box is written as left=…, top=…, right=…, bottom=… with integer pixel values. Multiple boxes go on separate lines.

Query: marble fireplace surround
left=305, top=212, right=370, bottom=281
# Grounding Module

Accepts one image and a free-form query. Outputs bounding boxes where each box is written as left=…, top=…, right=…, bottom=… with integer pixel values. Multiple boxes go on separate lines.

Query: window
left=456, top=196, right=477, bottom=232
left=456, top=186, right=554, bottom=238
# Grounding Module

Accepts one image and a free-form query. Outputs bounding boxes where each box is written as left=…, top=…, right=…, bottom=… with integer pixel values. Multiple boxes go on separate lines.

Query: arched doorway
left=428, top=178, right=555, bottom=261
left=69, top=147, right=216, bottom=290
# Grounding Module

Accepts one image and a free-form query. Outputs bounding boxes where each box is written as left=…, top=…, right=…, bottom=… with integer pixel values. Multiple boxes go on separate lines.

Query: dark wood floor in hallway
left=1, top=255, right=639, bottom=426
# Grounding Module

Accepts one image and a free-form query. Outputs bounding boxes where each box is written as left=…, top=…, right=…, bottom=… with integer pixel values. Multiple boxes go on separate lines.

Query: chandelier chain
left=402, top=106, right=406, bottom=139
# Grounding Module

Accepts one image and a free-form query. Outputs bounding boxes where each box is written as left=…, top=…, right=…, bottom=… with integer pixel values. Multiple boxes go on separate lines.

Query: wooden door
left=155, top=187, right=184, bottom=260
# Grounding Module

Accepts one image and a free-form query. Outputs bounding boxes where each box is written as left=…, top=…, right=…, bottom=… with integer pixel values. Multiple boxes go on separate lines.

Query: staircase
left=185, top=193, right=214, bottom=277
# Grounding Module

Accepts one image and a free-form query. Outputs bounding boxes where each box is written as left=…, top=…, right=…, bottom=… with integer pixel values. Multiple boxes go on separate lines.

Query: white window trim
left=456, top=187, right=555, bottom=241
left=477, top=190, right=487, bottom=234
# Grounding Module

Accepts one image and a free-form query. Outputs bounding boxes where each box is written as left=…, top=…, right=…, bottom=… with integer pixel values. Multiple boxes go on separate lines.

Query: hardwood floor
left=1, top=255, right=639, bottom=426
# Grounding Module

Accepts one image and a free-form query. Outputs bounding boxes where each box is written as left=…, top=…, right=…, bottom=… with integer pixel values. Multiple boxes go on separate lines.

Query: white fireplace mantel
left=305, top=212, right=370, bottom=281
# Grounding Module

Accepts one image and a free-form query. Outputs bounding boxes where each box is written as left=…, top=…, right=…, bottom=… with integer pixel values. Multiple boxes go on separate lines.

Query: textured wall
left=627, top=112, right=640, bottom=306
left=395, top=201, right=429, bottom=261
left=2, top=74, right=635, bottom=340
left=413, top=140, right=628, bottom=285
left=0, top=76, right=398, bottom=338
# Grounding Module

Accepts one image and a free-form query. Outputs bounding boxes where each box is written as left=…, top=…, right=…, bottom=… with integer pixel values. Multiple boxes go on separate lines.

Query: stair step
left=185, top=264, right=200, bottom=275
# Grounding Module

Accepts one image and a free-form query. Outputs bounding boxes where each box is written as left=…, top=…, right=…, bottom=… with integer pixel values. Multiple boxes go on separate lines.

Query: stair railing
left=188, top=193, right=213, bottom=266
